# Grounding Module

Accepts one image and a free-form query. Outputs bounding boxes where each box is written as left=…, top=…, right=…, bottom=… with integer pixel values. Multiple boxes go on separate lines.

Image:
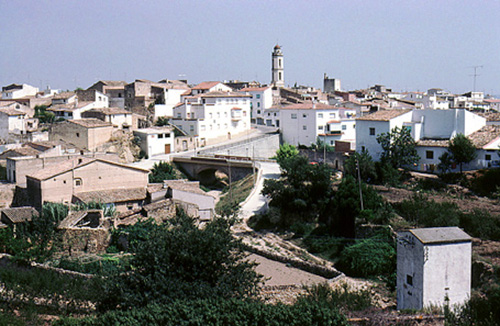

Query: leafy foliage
left=154, top=116, right=170, bottom=126
left=273, top=142, right=299, bottom=166
left=148, top=161, right=179, bottom=183
left=394, top=194, right=461, bottom=227
left=470, top=168, right=500, bottom=197
left=448, top=134, right=477, bottom=173
left=343, top=149, right=377, bottom=183
left=336, top=230, right=396, bottom=278
left=34, top=105, right=56, bottom=123
left=263, top=154, right=333, bottom=227
left=56, top=296, right=349, bottom=326
left=438, top=151, right=454, bottom=174
left=99, top=210, right=262, bottom=311
left=376, top=126, right=419, bottom=169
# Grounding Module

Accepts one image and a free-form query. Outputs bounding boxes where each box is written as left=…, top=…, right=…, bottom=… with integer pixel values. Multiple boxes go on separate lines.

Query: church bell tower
left=271, top=44, right=284, bottom=88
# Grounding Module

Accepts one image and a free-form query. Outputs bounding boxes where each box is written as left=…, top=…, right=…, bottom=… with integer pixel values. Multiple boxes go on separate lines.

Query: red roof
left=191, top=81, right=221, bottom=90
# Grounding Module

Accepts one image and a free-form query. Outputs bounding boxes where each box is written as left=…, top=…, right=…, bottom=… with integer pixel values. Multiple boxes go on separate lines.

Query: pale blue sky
left=1, top=0, right=499, bottom=94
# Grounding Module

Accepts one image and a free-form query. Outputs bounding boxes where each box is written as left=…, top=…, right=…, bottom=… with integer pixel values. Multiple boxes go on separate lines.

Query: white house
left=240, top=86, right=273, bottom=125
left=0, top=102, right=37, bottom=140
left=163, top=180, right=215, bottom=220
left=397, top=227, right=471, bottom=310
left=189, top=81, right=232, bottom=96
left=278, top=102, right=357, bottom=147
left=48, top=90, right=109, bottom=120
left=133, top=126, right=175, bottom=157
left=485, top=99, right=500, bottom=112
left=402, top=92, right=449, bottom=110
left=356, top=109, right=489, bottom=171
left=2, top=84, right=39, bottom=99
left=172, top=91, right=251, bottom=142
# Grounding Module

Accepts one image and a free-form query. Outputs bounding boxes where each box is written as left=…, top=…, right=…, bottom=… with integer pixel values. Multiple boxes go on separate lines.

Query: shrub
left=459, top=209, right=500, bottom=241
left=394, top=194, right=461, bottom=227
left=416, top=177, right=448, bottom=191
left=470, top=168, right=500, bottom=197
left=336, top=231, right=396, bottom=278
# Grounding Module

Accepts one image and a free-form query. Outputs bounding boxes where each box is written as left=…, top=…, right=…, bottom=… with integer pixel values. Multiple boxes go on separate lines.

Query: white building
left=240, top=86, right=273, bottom=125
left=1, top=84, right=39, bottom=99
left=152, top=81, right=191, bottom=119
left=485, top=99, right=500, bottom=112
left=356, top=108, right=494, bottom=172
left=397, top=227, right=471, bottom=310
left=133, top=126, right=175, bottom=157
left=0, top=102, right=37, bottom=140
left=278, top=102, right=356, bottom=146
left=81, top=107, right=133, bottom=129
left=163, top=180, right=215, bottom=220
left=48, top=90, right=109, bottom=120
left=402, top=92, right=449, bottom=110
left=172, top=91, right=251, bottom=142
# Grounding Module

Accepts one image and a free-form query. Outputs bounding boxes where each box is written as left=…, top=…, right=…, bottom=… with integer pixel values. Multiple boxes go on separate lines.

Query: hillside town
left=1, top=45, right=499, bottom=325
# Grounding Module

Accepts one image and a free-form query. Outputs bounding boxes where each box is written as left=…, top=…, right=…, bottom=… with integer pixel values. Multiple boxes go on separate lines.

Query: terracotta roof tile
left=69, top=118, right=112, bottom=128
left=1, top=207, right=39, bottom=224
left=191, top=81, right=222, bottom=90
left=73, top=187, right=147, bottom=203
left=356, top=109, right=411, bottom=121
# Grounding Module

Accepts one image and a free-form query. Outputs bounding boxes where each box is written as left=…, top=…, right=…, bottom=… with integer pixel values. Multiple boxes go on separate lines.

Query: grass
left=215, top=173, right=255, bottom=216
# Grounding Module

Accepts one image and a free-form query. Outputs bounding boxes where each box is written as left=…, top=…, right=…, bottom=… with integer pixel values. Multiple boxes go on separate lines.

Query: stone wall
left=60, top=228, right=110, bottom=255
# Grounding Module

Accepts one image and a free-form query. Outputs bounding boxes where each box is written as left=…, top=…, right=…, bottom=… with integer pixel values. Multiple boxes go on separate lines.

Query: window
left=318, top=113, right=323, bottom=118
left=256, top=94, right=261, bottom=99
left=291, top=113, right=297, bottom=119
left=257, top=110, right=261, bottom=114
left=190, top=125, right=194, bottom=132
left=318, top=126, right=324, bottom=130
left=303, top=114, right=307, bottom=118
left=329, top=113, right=336, bottom=118
left=279, top=72, right=282, bottom=80
left=342, top=125, right=346, bottom=130
left=257, top=102, right=260, bottom=108
left=426, top=151, right=434, bottom=159
left=303, top=125, right=307, bottom=130
left=75, top=178, right=82, bottom=186
left=158, top=133, right=164, bottom=139
left=209, top=113, right=213, bottom=119
left=201, top=125, right=206, bottom=131
left=76, top=132, right=80, bottom=137
left=406, top=275, right=413, bottom=286
left=279, top=58, right=282, bottom=68
left=369, top=128, right=375, bottom=135
left=330, top=140, right=334, bottom=145
left=177, top=113, right=181, bottom=118
left=486, top=154, right=492, bottom=161
left=165, top=133, right=170, bottom=138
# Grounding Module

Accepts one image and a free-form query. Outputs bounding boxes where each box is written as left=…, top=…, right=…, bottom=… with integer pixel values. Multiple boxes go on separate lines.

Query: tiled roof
left=191, top=81, right=221, bottom=90
left=417, top=139, right=449, bottom=147
left=133, top=126, right=173, bottom=134
left=1, top=207, right=39, bottom=224
left=100, top=80, right=127, bottom=87
left=69, top=118, right=112, bottom=128
left=478, top=112, right=500, bottom=122
left=276, top=102, right=337, bottom=110
left=356, top=109, right=411, bottom=121
left=0, top=147, right=41, bottom=159
left=27, top=158, right=149, bottom=181
left=48, top=101, right=93, bottom=112
left=53, top=91, right=76, bottom=99
left=0, top=107, right=28, bottom=116
left=468, top=125, right=500, bottom=148
left=485, top=99, right=500, bottom=103
left=240, top=86, right=271, bottom=92
left=73, top=187, right=147, bottom=203
left=200, top=91, right=251, bottom=98
left=408, top=227, right=471, bottom=244
left=86, top=107, right=130, bottom=115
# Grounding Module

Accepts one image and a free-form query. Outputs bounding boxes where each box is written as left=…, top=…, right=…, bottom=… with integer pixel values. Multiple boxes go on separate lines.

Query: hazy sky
left=1, top=0, right=499, bottom=94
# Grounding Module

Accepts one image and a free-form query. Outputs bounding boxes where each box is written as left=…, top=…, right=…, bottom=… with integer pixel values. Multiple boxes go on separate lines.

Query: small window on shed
left=158, top=133, right=164, bottom=139
left=406, top=275, right=413, bottom=286
left=369, top=128, right=375, bottom=136
left=426, top=151, right=434, bottom=159
left=76, top=132, right=80, bottom=137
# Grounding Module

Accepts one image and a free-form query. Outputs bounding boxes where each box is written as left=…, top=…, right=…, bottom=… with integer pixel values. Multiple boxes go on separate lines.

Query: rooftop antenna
left=469, top=65, right=483, bottom=92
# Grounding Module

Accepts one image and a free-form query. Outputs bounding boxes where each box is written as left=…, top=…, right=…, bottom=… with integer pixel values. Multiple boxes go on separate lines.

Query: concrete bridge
left=172, top=156, right=256, bottom=183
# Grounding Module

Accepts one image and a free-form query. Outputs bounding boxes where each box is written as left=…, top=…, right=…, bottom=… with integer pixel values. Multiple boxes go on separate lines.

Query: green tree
left=438, top=151, right=454, bottom=173
left=448, top=134, right=477, bottom=173
left=343, top=149, right=376, bottom=183
left=274, top=143, right=299, bottom=166
left=376, top=126, right=419, bottom=169
left=99, top=210, right=262, bottom=311
left=155, top=116, right=170, bottom=126
left=148, top=161, right=179, bottom=183
left=263, top=154, right=333, bottom=226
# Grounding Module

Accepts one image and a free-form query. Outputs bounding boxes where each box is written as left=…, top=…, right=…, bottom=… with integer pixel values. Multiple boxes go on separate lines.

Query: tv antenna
left=469, top=65, right=483, bottom=92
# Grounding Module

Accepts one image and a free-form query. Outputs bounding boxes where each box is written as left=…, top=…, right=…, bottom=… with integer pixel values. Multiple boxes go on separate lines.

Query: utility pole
left=323, top=124, right=327, bottom=164
left=357, top=156, right=364, bottom=211
left=469, top=65, right=483, bottom=92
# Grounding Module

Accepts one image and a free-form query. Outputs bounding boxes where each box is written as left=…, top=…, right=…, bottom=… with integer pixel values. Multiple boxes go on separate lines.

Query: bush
left=336, top=231, right=396, bottom=278
left=459, top=209, right=500, bottom=241
left=470, top=168, right=500, bottom=197
left=416, top=177, right=448, bottom=192
left=394, top=194, right=461, bottom=227
left=439, top=172, right=467, bottom=186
